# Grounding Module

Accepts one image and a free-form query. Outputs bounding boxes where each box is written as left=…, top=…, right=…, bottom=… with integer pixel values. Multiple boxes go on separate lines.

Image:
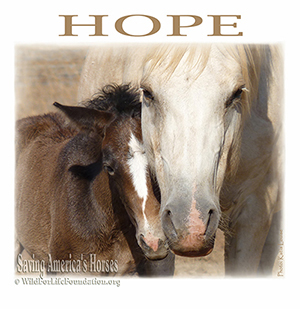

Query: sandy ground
left=14, top=45, right=234, bottom=278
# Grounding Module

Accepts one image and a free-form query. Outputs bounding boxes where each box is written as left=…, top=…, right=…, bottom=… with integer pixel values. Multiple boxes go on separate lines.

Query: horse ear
left=53, top=102, right=114, bottom=130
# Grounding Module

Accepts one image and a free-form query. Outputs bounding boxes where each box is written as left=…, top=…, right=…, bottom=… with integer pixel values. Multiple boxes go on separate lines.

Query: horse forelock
left=142, top=44, right=211, bottom=82
left=83, top=83, right=141, bottom=118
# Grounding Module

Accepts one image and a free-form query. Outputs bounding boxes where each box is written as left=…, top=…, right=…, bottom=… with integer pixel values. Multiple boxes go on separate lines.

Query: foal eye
left=103, top=164, right=115, bottom=176
left=225, top=85, right=246, bottom=108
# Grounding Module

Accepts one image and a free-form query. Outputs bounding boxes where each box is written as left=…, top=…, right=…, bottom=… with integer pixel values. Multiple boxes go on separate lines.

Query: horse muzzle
left=161, top=198, right=220, bottom=257
left=138, top=232, right=169, bottom=260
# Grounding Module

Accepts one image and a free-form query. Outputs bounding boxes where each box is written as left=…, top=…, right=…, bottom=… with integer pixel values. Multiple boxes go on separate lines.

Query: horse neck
left=51, top=123, right=116, bottom=240
left=107, top=176, right=142, bottom=261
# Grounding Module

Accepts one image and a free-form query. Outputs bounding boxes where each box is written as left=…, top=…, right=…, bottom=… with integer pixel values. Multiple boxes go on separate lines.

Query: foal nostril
left=139, top=234, right=168, bottom=260
left=139, top=234, right=161, bottom=252
left=139, top=234, right=150, bottom=250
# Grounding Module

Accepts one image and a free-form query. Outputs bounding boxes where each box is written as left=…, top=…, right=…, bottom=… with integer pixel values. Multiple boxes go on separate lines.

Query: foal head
left=84, top=84, right=168, bottom=260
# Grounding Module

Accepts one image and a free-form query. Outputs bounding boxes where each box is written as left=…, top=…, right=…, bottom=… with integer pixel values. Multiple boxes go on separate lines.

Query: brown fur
left=15, top=94, right=174, bottom=276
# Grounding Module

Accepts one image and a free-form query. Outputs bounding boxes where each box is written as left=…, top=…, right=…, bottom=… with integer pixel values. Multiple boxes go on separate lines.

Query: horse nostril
left=163, top=208, right=172, bottom=218
left=158, top=238, right=164, bottom=248
left=139, top=234, right=150, bottom=250
left=205, top=208, right=219, bottom=236
left=205, top=209, right=213, bottom=234
left=162, top=208, right=178, bottom=239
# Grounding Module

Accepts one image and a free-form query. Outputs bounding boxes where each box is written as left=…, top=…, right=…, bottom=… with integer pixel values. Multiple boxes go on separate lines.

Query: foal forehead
left=104, top=117, right=134, bottom=146
left=102, top=117, right=144, bottom=168
left=127, top=132, right=148, bottom=199
left=128, top=131, right=144, bottom=153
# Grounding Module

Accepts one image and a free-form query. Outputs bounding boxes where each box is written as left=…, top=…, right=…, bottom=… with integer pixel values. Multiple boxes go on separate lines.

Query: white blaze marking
left=127, top=133, right=149, bottom=226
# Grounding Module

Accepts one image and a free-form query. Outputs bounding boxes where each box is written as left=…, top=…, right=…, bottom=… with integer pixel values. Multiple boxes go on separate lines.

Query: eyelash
left=143, top=89, right=154, bottom=100
left=141, top=88, right=154, bottom=107
left=225, top=85, right=246, bottom=108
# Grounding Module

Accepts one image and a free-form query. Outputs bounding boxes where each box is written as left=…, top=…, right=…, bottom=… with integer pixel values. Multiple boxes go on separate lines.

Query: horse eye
left=142, top=89, right=154, bottom=107
left=104, top=164, right=115, bottom=176
left=225, top=85, right=246, bottom=108
left=233, top=87, right=244, bottom=100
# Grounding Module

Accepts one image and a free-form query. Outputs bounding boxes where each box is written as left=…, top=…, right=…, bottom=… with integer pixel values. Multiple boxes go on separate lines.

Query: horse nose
left=139, top=234, right=168, bottom=260
left=162, top=202, right=219, bottom=257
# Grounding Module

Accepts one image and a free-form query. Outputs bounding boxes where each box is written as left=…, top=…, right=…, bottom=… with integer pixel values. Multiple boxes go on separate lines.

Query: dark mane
left=83, top=84, right=141, bottom=118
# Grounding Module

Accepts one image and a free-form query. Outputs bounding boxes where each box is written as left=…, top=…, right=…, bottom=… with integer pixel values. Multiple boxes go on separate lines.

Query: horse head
left=82, top=84, right=169, bottom=260
left=140, top=45, right=256, bottom=257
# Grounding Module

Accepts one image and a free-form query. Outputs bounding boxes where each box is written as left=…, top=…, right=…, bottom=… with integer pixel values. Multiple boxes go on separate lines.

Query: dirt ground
left=15, top=45, right=228, bottom=278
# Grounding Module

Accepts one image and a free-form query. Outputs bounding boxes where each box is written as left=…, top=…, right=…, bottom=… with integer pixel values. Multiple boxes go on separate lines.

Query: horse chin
left=169, top=234, right=216, bottom=257
left=171, top=246, right=214, bottom=258
left=143, top=249, right=169, bottom=261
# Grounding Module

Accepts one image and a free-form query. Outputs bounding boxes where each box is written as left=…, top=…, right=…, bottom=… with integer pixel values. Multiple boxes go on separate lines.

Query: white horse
left=78, top=44, right=283, bottom=276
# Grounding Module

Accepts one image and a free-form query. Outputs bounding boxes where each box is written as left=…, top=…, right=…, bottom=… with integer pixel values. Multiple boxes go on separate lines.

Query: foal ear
left=53, top=102, right=113, bottom=130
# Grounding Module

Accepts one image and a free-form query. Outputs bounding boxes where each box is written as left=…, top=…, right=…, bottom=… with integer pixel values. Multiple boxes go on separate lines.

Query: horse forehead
left=154, top=78, right=225, bottom=118
left=147, top=46, right=239, bottom=76
left=148, top=83, right=228, bottom=118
